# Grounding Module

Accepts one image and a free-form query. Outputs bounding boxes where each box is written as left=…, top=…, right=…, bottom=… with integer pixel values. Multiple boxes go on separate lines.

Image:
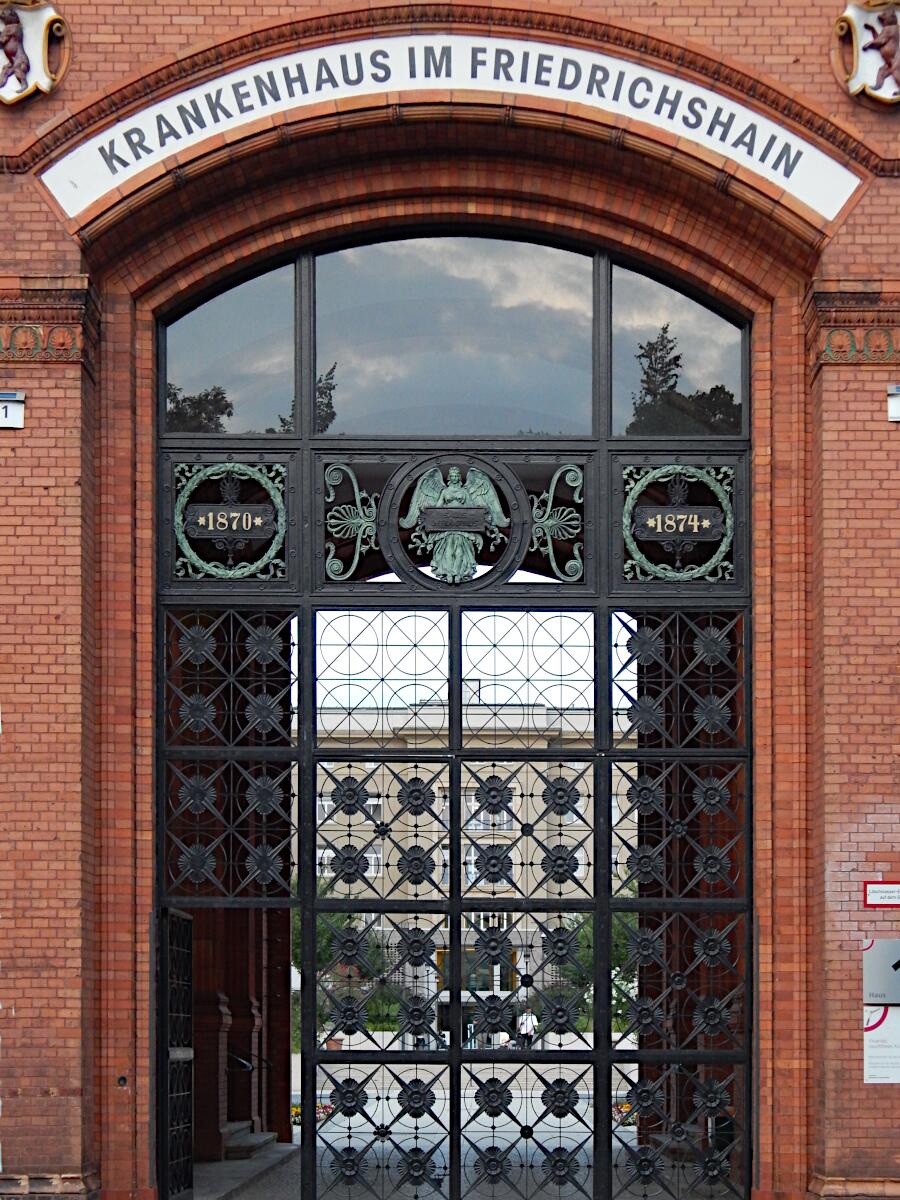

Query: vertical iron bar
left=158, top=908, right=171, bottom=1200
left=448, top=607, right=463, bottom=1200
left=299, top=604, right=319, bottom=1200
left=594, top=734, right=612, bottom=1200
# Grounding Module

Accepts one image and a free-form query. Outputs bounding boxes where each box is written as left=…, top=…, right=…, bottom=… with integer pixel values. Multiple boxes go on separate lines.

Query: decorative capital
left=806, top=290, right=900, bottom=371
left=0, top=280, right=98, bottom=373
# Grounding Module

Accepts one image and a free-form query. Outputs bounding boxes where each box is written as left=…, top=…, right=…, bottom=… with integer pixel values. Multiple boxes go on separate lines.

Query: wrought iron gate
left=157, top=242, right=752, bottom=1200
left=160, top=909, right=193, bottom=1200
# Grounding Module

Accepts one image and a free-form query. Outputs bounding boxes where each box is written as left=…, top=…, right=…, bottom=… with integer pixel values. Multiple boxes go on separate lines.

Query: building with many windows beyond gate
left=0, top=3, right=899, bottom=1200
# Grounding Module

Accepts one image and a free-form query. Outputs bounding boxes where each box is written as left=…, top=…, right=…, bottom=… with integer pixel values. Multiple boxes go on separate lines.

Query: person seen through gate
left=517, top=1005, right=536, bottom=1048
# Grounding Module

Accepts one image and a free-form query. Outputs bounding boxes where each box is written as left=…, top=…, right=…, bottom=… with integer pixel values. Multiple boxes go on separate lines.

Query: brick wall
left=0, top=3, right=897, bottom=1198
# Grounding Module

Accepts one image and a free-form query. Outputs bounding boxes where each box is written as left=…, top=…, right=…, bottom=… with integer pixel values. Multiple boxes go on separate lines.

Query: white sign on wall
left=864, top=1006, right=900, bottom=1084
left=39, top=34, right=861, bottom=222
left=863, top=938, right=900, bottom=1005
left=0, top=391, right=25, bottom=428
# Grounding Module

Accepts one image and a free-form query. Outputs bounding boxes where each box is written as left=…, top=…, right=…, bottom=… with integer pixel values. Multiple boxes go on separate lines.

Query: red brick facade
left=0, top=3, right=897, bottom=1198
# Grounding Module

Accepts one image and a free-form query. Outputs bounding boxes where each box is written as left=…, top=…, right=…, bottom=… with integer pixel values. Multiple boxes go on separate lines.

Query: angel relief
left=399, top=465, right=509, bottom=584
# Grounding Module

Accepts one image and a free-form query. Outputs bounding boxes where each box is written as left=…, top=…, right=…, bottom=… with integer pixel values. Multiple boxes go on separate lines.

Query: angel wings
left=398, top=465, right=509, bottom=584
left=399, top=465, right=509, bottom=530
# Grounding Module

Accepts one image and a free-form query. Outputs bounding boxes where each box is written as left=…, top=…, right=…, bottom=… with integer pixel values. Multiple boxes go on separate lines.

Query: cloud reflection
left=316, top=237, right=593, bottom=436
left=612, top=267, right=742, bottom=435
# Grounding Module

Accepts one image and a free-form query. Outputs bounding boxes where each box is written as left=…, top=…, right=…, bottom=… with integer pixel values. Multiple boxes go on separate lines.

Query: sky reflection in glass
left=165, top=265, right=294, bottom=435
left=612, top=267, right=743, bottom=436
left=316, top=238, right=593, bottom=436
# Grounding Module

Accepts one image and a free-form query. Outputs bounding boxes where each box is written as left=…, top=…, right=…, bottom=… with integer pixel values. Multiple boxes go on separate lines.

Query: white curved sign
left=40, top=33, right=860, bottom=221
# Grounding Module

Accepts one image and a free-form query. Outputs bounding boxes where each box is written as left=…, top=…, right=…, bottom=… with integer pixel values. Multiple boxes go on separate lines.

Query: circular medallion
left=174, top=461, right=287, bottom=581
left=377, top=455, right=529, bottom=590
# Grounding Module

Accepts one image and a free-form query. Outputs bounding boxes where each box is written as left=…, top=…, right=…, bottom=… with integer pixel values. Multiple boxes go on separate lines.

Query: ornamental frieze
left=0, top=321, right=83, bottom=362
left=820, top=326, right=900, bottom=363
left=806, top=291, right=900, bottom=371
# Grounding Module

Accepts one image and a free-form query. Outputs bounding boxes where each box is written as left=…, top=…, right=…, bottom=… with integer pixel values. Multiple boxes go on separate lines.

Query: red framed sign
left=864, top=881, right=900, bottom=908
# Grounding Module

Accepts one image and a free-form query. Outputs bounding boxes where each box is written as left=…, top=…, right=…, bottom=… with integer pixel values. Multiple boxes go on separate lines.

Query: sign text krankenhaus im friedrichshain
left=41, top=35, right=860, bottom=222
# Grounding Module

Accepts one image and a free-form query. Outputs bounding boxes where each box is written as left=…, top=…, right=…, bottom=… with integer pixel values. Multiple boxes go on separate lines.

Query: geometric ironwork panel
left=316, top=609, right=449, bottom=748
left=166, top=1059, right=193, bottom=1198
left=461, top=611, right=594, bottom=749
left=316, top=761, right=449, bottom=902
left=315, top=913, right=447, bottom=1052
left=163, top=609, right=298, bottom=747
left=612, top=611, right=746, bottom=750
left=316, top=1064, right=449, bottom=1200
left=461, top=912, right=594, bottom=1050
left=612, top=761, right=747, bottom=900
left=461, top=1063, right=594, bottom=1199
left=164, top=759, right=296, bottom=899
left=610, top=912, right=746, bottom=1051
left=612, top=1063, right=747, bottom=1200
left=166, top=909, right=193, bottom=1047
left=163, top=910, right=193, bottom=1200
left=461, top=761, right=593, bottom=901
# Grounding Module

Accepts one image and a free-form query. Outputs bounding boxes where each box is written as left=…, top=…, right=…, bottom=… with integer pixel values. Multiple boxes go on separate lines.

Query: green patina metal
left=529, top=464, right=584, bottom=582
left=622, top=463, right=734, bottom=582
left=174, top=461, right=287, bottom=581
left=399, top=464, right=508, bottom=585
left=324, top=464, right=379, bottom=581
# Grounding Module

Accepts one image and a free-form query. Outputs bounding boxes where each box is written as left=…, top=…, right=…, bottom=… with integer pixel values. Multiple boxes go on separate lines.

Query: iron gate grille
left=157, top=246, right=752, bottom=1200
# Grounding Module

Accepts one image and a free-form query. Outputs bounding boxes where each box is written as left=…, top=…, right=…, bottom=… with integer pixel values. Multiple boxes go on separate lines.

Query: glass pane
left=316, top=238, right=593, bottom=436
left=315, top=609, right=449, bottom=748
left=612, top=267, right=743, bottom=436
left=462, top=610, right=594, bottom=749
left=165, top=265, right=294, bottom=434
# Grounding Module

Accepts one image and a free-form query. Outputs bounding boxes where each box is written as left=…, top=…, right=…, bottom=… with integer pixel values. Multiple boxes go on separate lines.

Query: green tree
left=315, top=361, right=338, bottom=433
left=165, top=381, right=233, bottom=433
left=557, top=901, right=638, bottom=1032
left=625, top=325, right=740, bottom=436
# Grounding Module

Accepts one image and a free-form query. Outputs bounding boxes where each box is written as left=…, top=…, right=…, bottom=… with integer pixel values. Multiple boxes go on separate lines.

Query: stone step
left=222, top=1119, right=253, bottom=1137
left=224, top=1130, right=278, bottom=1160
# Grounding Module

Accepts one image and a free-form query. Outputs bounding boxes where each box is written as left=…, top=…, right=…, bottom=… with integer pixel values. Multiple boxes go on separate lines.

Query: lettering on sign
left=173, top=462, right=288, bottom=582
left=184, top=504, right=276, bottom=540
left=39, top=34, right=861, bottom=221
left=634, top=506, right=724, bottom=541
left=864, top=881, right=900, bottom=908
left=420, top=506, right=490, bottom=534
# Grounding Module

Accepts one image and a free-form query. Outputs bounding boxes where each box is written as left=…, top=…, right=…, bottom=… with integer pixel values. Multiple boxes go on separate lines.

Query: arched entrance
left=156, top=233, right=751, bottom=1199
left=19, top=7, right=871, bottom=1198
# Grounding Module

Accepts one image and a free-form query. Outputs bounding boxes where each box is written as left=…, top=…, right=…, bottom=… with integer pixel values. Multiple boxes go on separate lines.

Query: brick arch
left=94, top=120, right=813, bottom=313
left=29, top=5, right=870, bottom=251
left=83, top=76, right=813, bottom=1200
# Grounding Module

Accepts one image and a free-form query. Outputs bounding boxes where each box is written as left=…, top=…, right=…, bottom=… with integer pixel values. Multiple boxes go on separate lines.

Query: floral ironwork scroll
left=528, top=463, right=584, bottom=582
left=324, top=463, right=379, bottom=581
